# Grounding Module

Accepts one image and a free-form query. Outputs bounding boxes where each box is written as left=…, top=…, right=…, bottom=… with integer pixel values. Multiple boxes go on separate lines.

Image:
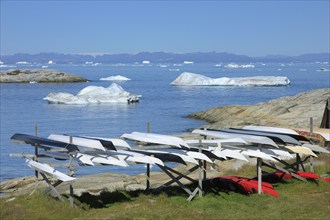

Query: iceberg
left=43, top=83, right=141, bottom=104
left=170, top=72, right=290, bottom=86
left=225, top=63, right=255, bottom=68
left=100, top=75, right=131, bottom=81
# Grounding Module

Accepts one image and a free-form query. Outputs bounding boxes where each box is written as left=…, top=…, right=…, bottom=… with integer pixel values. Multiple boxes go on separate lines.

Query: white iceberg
left=170, top=72, right=290, bottom=86
left=43, top=83, right=141, bottom=104
left=225, top=63, right=255, bottom=68
left=100, top=75, right=131, bottom=81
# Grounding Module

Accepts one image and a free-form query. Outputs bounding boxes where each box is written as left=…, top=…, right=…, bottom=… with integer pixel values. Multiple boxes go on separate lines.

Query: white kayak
left=185, top=138, right=248, bottom=146
left=76, top=152, right=129, bottom=167
left=121, top=132, right=190, bottom=149
left=186, top=151, right=213, bottom=163
left=48, top=134, right=110, bottom=151
left=221, top=145, right=277, bottom=162
left=242, top=125, right=299, bottom=135
left=268, top=148, right=293, bottom=160
left=113, top=150, right=164, bottom=166
left=26, top=159, right=75, bottom=182
left=76, top=152, right=95, bottom=166
left=242, top=149, right=277, bottom=162
left=209, top=147, right=249, bottom=162
left=82, top=136, right=131, bottom=149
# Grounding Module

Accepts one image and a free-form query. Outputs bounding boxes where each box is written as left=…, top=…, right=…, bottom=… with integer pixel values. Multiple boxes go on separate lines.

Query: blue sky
left=1, top=1, right=329, bottom=56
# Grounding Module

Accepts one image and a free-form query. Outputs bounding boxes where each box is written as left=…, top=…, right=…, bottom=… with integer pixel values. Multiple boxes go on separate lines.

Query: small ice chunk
left=100, top=75, right=131, bottom=81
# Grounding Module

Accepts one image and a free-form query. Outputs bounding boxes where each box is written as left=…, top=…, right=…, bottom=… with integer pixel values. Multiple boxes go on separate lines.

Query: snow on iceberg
left=170, top=72, right=290, bottom=86
left=43, top=83, right=141, bottom=104
left=100, top=75, right=131, bottom=81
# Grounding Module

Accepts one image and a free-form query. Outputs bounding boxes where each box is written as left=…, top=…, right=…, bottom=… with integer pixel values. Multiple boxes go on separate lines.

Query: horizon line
left=1, top=51, right=329, bottom=57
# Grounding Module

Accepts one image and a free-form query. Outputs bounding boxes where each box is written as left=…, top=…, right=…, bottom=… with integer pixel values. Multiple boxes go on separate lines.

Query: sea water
left=0, top=62, right=329, bottom=181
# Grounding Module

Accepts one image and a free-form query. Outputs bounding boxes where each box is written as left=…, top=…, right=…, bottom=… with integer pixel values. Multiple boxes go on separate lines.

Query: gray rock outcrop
left=188, top=88, right=330, bottom=129
left=0, top=69, right=87, bottom=83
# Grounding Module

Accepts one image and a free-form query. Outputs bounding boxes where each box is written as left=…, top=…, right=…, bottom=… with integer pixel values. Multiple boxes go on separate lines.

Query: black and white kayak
left=130, top=149, right=199, bottom=165
left=242, top=125, right=299, bottom=135
left=224, top=128, right=302, bottom=145
left=241, top=126, right=310, bottom=142
left=11, top=133, right=79, bottom=152
left=48, top=134, right=116, bottom=151
left=192, top=129, right=279, bottom=148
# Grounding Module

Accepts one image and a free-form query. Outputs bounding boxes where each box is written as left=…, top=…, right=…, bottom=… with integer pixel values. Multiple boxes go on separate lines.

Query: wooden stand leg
left=257, top=158, right=262, bottom=195
left=146, top=163, right=150, bottom=193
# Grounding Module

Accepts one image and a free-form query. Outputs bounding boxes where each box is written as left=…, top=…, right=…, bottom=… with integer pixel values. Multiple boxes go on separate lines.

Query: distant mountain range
left=0, top=52, right=329, bottom=64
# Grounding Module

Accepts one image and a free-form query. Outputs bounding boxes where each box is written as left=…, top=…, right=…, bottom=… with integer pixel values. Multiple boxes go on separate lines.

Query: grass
left=1, top=154, right=330, bottom=220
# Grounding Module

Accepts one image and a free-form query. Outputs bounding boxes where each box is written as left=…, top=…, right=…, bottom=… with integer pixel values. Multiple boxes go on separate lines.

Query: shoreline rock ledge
left=188, top=88, right=330, bottom=129
left=0, top=69, right=87, bottom=83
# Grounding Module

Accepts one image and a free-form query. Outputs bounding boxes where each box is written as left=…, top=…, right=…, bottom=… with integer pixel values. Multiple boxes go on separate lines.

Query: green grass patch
left=1, top=155, right=330, bottom=219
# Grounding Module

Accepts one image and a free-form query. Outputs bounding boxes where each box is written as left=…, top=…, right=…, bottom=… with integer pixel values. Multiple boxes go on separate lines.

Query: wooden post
left=34, top=123, right=39, bottom=179
left=309, top=117, right=314, bottom=172
left=257, top=158, right=262, bottom=195
left=69, top=136, right=74, bottom=207
left=146, top=164, right=150, bottom=193
left=203, top=160, right=207, bottom=181
left=147, top=121, right=151, bottom=134
left=257, top=145, right=262, bottom=195
left=198, top=140, right=203, bottom=198
left=146, top=121, right=151, bottom=193
left=310, top=117, right=313, bottom=134
left=310, top=157, right=314, bottom=172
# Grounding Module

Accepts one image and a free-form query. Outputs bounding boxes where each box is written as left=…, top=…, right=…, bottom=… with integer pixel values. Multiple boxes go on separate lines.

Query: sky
left=0, top=0, right=329, bottom=56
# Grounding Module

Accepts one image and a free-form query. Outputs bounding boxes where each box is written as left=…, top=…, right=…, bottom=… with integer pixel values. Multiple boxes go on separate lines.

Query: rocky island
left=0, top=69, right=87, bottom=83
left=188, top=88, right=329, bottom=129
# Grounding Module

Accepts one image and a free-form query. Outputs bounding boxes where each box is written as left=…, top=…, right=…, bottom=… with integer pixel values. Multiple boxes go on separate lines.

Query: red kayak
left=259, top=171, right=319, bottom=182
left=294, top=171, right=319, bottom=180
left=211, top=176, right=278, bottom=197
left=320, top=177, right=330, bottom=183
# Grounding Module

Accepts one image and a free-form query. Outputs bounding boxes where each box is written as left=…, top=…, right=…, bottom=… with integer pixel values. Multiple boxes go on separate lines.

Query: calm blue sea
left=0, top=62, right=329, bottom=181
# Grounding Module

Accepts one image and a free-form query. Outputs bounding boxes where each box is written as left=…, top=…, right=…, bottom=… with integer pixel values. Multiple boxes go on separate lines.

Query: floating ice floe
left=317, top=68, right=330, bottom=72
left=170, top=72, right=290, bottom=86
left=100, top=75, right=131, bottom=81
left=43, top=83, right=141, bottom=104
left=224, top=63, right=255, bottom=68
left=16, top=61, right=31, bottom=65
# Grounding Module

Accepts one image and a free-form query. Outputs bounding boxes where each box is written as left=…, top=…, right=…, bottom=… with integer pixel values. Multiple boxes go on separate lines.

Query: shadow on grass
left=66, top=176, right=306, bottom=209
left=69, top=181, right=232, bottom=209
left=70, top=190, right=145, bottom=209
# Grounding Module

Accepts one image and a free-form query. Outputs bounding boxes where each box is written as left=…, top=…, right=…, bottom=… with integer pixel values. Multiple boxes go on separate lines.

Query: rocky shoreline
left=0, top=69, right=87, bottom=83
left=188, top=88, right=329, bottom=129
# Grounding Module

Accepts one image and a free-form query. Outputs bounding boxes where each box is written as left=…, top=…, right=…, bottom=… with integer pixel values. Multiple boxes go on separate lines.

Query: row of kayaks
left=10, top=125, right=330, bottom=197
